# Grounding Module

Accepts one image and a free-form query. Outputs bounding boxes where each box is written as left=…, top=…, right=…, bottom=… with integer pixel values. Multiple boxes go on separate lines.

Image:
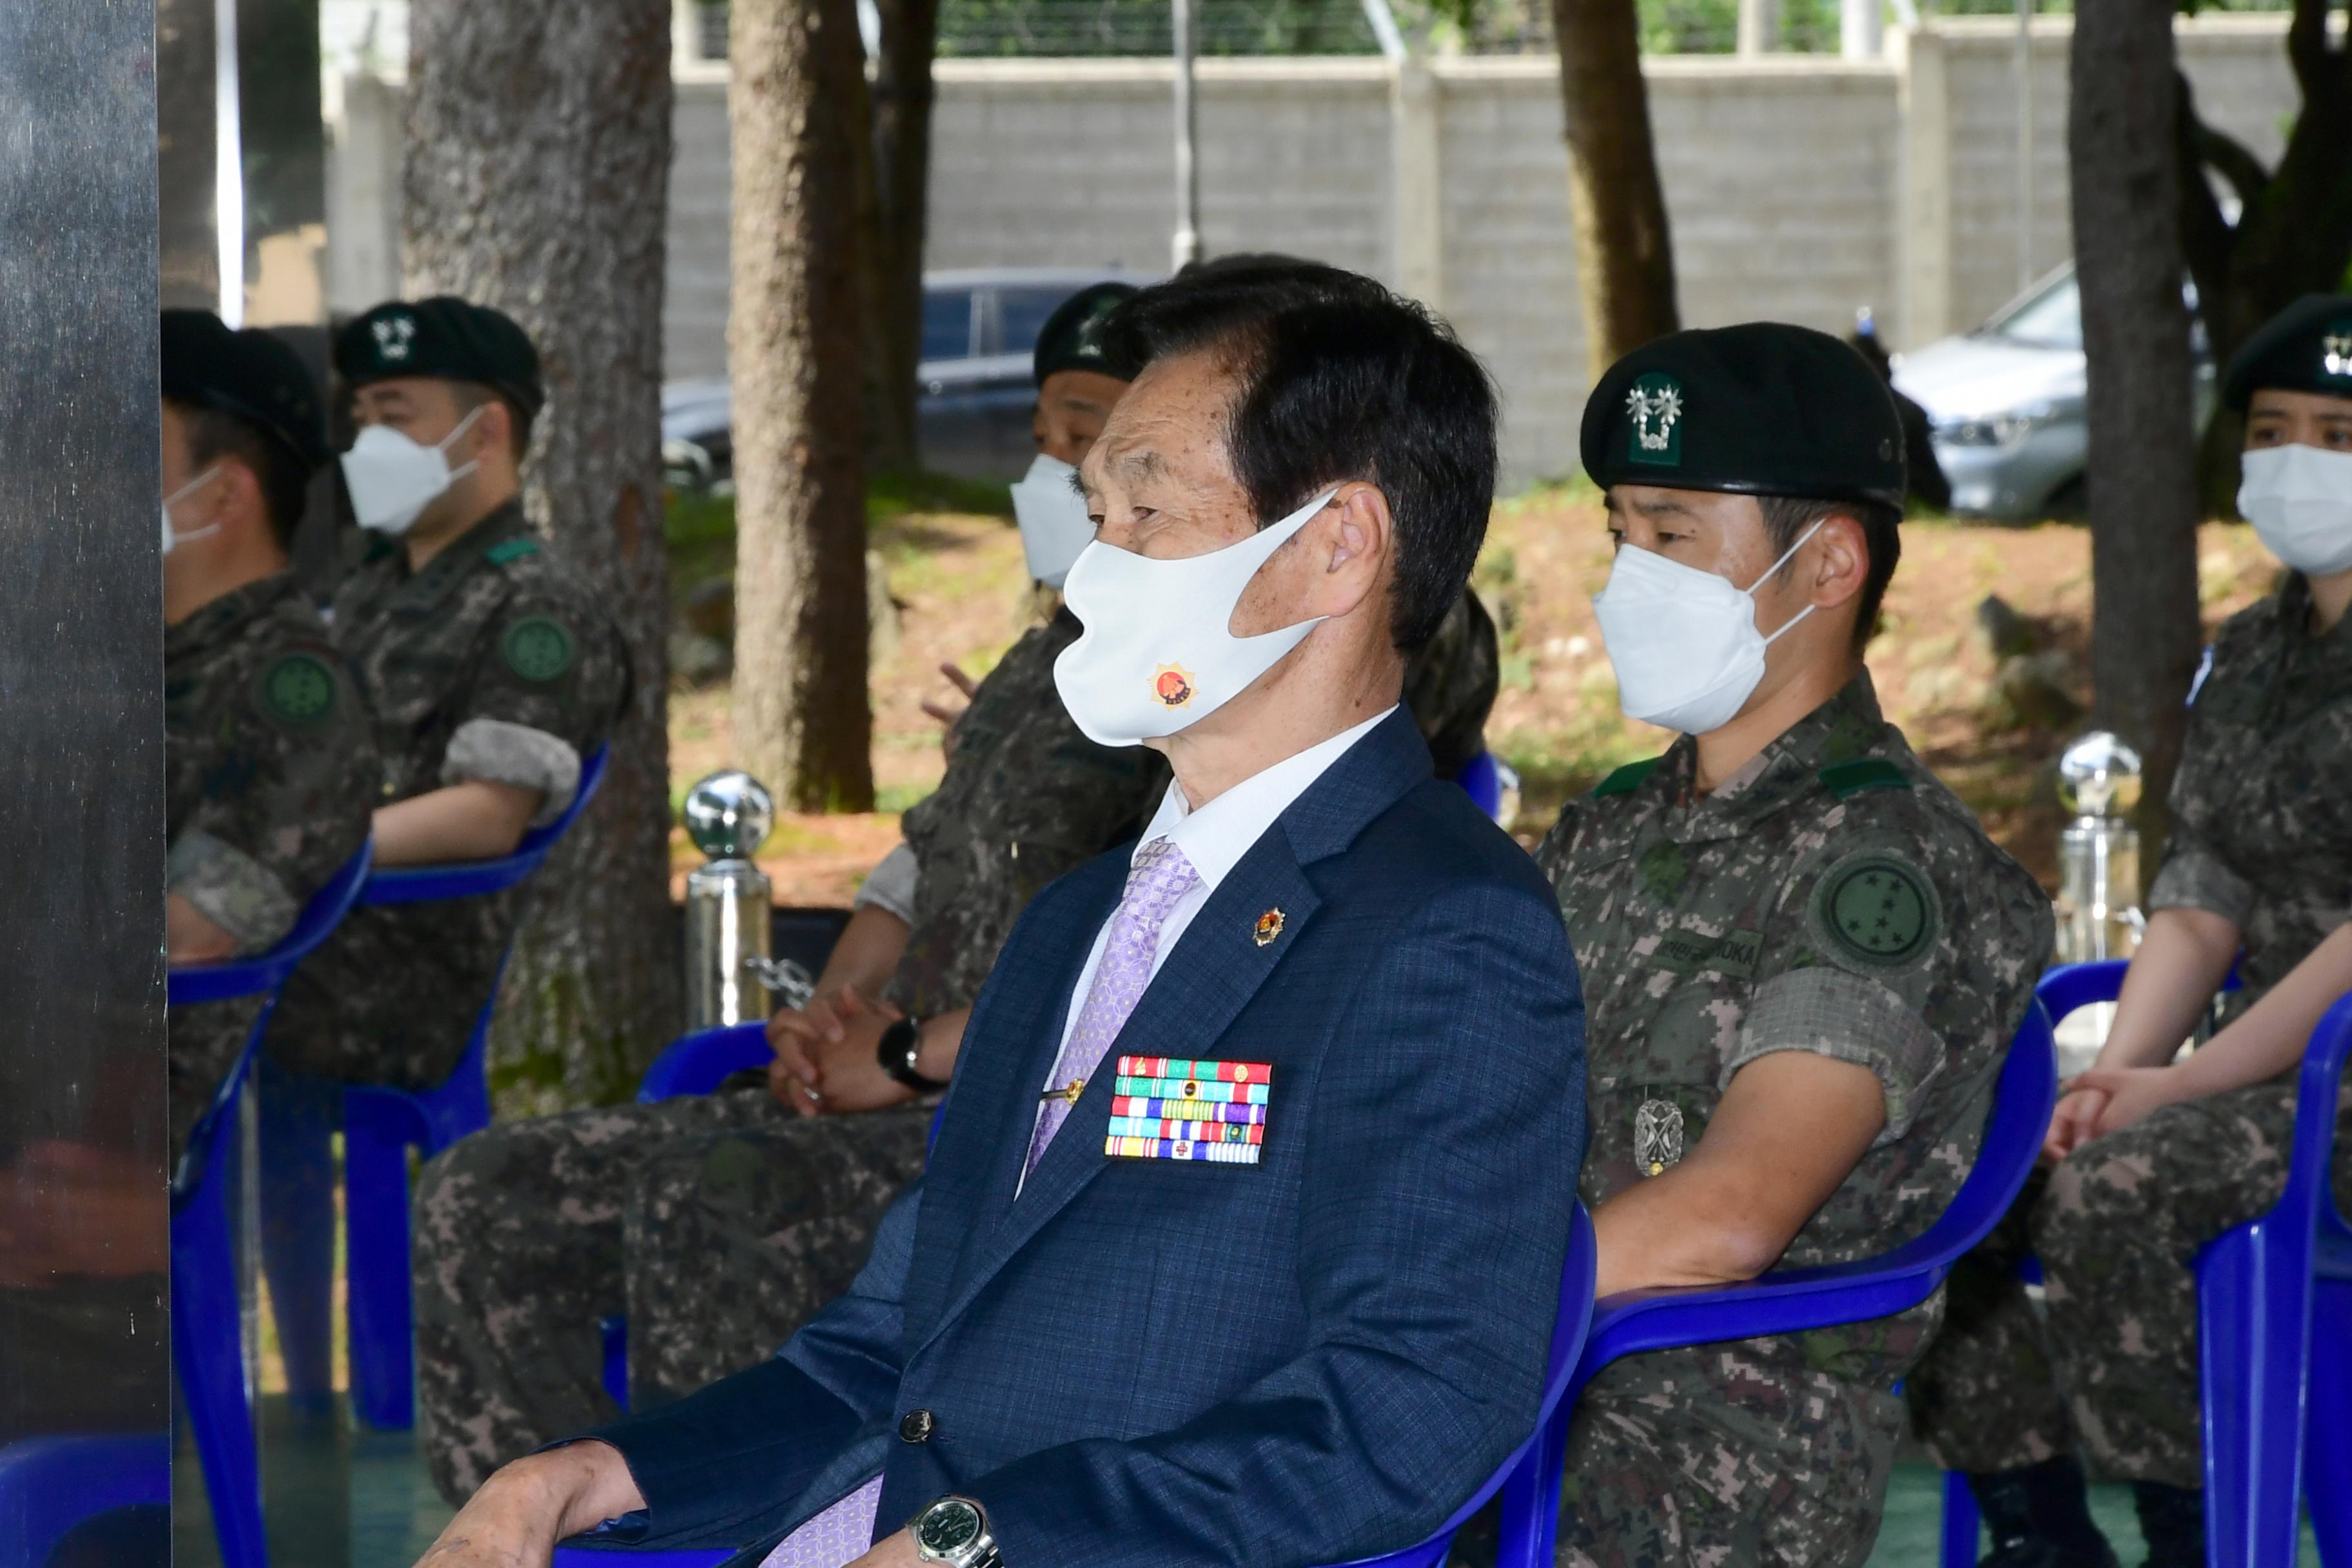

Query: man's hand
left=921, top=662, right=981, bottom=760
left=769, top=988, right=908, bottom=1118
left=2070, top=1064, right=2195, bottom=1141
left=845, top=1527, right=922, bottom=1568
left=2043, top=1084, right=2111, bottom=1164
left=413, top=1444, right=644, bottom=1568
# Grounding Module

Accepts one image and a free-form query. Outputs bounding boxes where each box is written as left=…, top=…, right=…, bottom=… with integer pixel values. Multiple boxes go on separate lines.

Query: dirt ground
left=671, top=493, right=2283, bottom=904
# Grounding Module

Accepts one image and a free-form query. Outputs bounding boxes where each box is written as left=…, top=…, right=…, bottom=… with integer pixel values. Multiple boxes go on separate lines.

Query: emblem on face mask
left=1634, top=1098, right=1685, bottom=1177
left=372, top=315, right=417, bottom=363
left=1625, top=374, right=1684, bottom=466
left=2324, top=327, right=2352, bottom=380
left=1153, top=663, right=1195, bottom=709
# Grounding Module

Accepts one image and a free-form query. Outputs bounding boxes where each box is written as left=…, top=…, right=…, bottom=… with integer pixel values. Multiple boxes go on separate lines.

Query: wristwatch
left=911, top=1495, right=999, bottom=1568
left=878, top=1015, right=949, bottom=1093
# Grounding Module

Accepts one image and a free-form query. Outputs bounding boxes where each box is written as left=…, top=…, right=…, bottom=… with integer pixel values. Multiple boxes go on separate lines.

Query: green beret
left=2222, top=294, right=2352, bottom=412
left=1033, top=282, right=1142, bottom=387
left=334, top=296, right=545, bottom=419
left=161, top=309, right=328, bottom=471
left=1582, top=322, right=1906, bottom=509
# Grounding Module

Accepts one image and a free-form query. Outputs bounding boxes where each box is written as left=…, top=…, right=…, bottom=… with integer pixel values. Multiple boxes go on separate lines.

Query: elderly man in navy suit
left=416, top=259, right=1587, bottom=1568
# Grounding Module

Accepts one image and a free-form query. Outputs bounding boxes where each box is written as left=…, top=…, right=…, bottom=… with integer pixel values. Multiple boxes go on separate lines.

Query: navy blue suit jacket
left=589, top=709, right=1587, bottom=1567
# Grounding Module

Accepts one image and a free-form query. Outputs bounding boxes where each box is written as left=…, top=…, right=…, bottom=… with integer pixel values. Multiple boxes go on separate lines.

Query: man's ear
left=1808, top=511, right=1870, bottom=612
left=473, top=398, right=515, bottom=463
left=1328, top=482, right=1393, bottom=576
left=216, top=456, right=270, bottom=540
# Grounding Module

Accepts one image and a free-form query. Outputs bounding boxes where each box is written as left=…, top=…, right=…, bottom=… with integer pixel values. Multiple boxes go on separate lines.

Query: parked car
left=663, top=266, right=1160, bottom=491
left=1892, top=264, right=2214, bottom=521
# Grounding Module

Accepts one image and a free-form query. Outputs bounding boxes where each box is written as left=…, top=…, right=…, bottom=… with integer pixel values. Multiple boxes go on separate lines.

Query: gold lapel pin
left=1254, top=908, right=1286, bottom=947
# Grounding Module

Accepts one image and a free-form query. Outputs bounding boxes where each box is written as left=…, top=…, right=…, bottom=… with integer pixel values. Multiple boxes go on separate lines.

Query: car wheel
left=2043, top=475, right=2088, bottom=520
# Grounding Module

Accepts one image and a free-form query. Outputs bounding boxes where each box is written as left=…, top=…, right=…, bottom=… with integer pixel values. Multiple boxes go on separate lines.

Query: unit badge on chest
left=1634, top=1098, right=1685, bottom=1177
left=1106, top=1056, right=1270, bottom=1164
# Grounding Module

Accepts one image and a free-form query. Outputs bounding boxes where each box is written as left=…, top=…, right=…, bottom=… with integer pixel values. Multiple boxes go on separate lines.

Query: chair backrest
left=2037, top=956, right=2241, bottom=1030
left=167, top=838, right=375, bottom=1008
left=357, top=743, right=609, bottom=907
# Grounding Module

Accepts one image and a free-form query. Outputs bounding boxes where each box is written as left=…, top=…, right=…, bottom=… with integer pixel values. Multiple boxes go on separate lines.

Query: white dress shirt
left=1044, top=705, right=1398, bottom=1070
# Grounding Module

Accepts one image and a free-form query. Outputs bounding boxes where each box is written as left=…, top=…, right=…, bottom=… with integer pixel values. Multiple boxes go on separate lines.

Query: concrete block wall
left=326, top=14, right=2300, bottom=488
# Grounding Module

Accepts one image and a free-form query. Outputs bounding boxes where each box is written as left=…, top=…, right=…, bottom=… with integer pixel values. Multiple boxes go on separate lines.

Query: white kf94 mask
left=161, top=466, right=223, bottom=556
left=340, top=406, right=485, bottom=535
left=1008, top=453, right=1095, bottom=589
left=2238, top=442, right=2352, bottom=579
left=1592, top=521, right=1824, bottom=736
left=1053, top=485, right=1340, bottom=748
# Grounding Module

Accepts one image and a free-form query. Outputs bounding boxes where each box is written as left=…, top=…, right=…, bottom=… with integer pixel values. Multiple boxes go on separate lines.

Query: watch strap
left=877, top=1015, right=949, bottom=1092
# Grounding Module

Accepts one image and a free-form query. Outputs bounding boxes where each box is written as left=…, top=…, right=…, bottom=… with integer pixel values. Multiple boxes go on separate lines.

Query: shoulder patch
left=1819, top=758, right=1912, bottom=799
left=485, top=537, right=542, bottom=566
left=1594, top=757, right=1662, bottom=798
left=500, top=615, right=577, bottom=683
left=257, top=652, right=340, bottom=728
left=1809, top=851, right=1940, bottom=968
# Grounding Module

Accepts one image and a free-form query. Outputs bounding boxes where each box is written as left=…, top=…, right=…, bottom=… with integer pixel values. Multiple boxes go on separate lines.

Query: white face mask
left=1592, top=521, right=1825, bottom=736
left=2239, top=442, right=2352, bottom=578
left=1053, top=485, right=1339, bottom=748
left=340, top=406, right=484, bottom=535
left=161, top=466, right=223, bottom=556
left=1009, top=452, right=1095, bottom=589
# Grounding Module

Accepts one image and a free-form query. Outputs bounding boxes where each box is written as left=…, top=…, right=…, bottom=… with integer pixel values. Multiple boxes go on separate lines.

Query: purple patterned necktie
left=1024, top=837, right=1200, bottom=1177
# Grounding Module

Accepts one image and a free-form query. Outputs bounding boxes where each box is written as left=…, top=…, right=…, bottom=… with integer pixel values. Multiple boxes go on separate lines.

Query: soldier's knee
left=2034, top=1135, right=2157, bottom=1259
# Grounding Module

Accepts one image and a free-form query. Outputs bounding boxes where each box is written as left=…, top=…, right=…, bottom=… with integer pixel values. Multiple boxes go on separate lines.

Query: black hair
left=170, top=398, right=308, bottom=551
left=1101, top=256, right=1498, bottom=649
left=451, top=379, right=534, bottom=461
left=1758, top=493, right=1903, bottom=652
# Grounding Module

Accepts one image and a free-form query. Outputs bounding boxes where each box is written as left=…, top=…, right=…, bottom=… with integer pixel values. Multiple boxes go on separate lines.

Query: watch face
left=919, top=1500, right=982, bottom=1556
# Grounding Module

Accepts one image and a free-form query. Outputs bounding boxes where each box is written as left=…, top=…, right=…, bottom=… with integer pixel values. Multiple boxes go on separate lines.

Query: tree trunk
left=865, top=0, right=939, bottom=476
left=404, top=0, right=680, bottom=1110
left=1551, top=0, right=1680, bottom=380
left=2070, top=0, right=2203, bottom=885
left=729, top=0, right=878, bottom=812
left=2175, top=0, right=2352, bottom=514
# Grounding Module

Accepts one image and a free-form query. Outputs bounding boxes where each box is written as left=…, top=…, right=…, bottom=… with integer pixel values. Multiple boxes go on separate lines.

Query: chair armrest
left=2281, top=995, right=2352, bottom=1221
left=637, top=1023, right=774, bottom=1103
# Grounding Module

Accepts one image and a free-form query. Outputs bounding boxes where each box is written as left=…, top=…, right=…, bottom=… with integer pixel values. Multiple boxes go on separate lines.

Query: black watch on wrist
left=912, top=1495, right=999, bottom=1568
left=878, top=1015, right=948, bottom=1093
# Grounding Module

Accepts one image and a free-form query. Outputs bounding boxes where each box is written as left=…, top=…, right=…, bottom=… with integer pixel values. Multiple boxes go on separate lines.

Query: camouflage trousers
left=411, top=1089, right=931, bottom=1506
left=1908, top=1074, right=2352, bottom=1489
left=1452, top=1343, right=1902, bottom=1568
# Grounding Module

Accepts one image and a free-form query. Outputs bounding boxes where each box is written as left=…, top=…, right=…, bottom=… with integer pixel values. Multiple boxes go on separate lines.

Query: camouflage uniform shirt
left=166, top=571, right=377, bottom=1164
left=1531, top=672, right=2052, bottom=1566
left=265, top=501, right=629, bottom=1088
left=2150, top=572, right=2352, bottom=1006
left=885, top=589, right=1500, bottom=1019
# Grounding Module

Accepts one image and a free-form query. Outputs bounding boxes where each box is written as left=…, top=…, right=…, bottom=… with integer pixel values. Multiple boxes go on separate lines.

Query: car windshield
left=923, top=289, right=975, bottom=362
left=998, top=287, right=1079, bottom=358
left=1983, top=273, right=2082, bottom=350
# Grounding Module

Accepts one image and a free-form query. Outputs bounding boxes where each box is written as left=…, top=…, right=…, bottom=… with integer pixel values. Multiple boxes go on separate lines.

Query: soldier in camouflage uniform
left=409, top=281, right=1505, bottom=1504
left=1909, top=295, right=2352, bottom=1568
left=262, top=297, right=629, bottom=1092
left=159, top=309, right=378, bottom=1173
left=1470, top=325, right=2053, bottom=1568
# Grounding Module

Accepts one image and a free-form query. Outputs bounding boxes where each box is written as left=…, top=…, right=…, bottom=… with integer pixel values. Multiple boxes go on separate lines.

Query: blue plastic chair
left=1533, top=1004, right=2058, bottom=1561
left=554, top=1204, right=1599, bottom=1568
left=1455, top=750, right=1506, bottom=822
left=35, top=841, right=378, bottom=1568
left=1938, top=961, right=2352, bottom=1568
left=260, top=747, right=609, bottom=1432
left=0, top=1433, right=172, bottom=1568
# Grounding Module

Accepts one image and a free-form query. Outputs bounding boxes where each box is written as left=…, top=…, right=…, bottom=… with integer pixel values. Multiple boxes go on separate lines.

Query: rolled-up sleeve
left=2146, top=821, right=2256, bottom=930
left=169, top=829, right=301, bottom=954
left=440, top=716, right=581, bottom=826
left=851, top=842, right=920, bottom=925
